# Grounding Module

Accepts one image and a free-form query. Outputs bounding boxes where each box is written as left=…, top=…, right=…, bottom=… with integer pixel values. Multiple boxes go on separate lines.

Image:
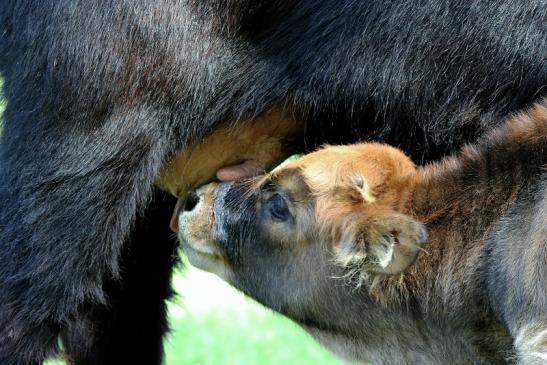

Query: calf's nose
left=169, top=190, right=201, bottom=233
left=183, top=190, right=200, bottom=212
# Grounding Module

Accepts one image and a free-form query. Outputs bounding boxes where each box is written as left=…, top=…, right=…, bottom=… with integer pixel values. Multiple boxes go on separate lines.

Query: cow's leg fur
left=62, top=190, right=178, bottom=364
left=0, top=105, right=171, bottom=364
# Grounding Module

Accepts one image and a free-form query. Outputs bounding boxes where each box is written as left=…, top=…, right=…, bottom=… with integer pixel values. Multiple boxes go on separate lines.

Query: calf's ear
left=335, top=212, right=427, bottom=276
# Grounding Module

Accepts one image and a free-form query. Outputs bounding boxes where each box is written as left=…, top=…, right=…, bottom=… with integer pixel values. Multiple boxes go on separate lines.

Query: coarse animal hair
left=179, top=101, right=547, bottom=364
left=0, top=0, right=545, bottom=363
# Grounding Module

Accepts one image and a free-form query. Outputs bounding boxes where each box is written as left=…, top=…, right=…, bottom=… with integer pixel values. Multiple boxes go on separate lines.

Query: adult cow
left=0, top=1, right=545, bottom=364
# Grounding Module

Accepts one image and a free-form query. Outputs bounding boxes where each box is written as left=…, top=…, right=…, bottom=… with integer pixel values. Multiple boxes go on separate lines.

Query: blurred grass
left=0, top=79, right=340, bottom=365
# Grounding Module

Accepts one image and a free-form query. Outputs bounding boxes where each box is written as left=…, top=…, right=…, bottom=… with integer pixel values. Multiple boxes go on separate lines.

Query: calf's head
left=177, top=143, right=426, bottom=332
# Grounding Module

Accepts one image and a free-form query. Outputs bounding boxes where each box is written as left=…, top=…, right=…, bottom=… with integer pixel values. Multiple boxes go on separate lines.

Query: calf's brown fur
left=178, top=101, right=547, bottom=365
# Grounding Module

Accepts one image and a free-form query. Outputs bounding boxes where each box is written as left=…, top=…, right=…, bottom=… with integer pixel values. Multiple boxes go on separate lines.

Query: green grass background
left=0, top=79, right=343, bottom=365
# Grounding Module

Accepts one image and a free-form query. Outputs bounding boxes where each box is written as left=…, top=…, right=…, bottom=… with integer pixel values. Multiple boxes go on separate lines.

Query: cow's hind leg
left=62, top=190, right=179, bottom=365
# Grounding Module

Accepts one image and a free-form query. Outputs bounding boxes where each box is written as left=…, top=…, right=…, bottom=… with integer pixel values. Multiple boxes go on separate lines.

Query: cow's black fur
left=0, top=1, right=545, bottom=363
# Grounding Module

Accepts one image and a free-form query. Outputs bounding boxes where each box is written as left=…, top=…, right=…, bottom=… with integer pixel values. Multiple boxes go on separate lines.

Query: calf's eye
left=266, top=194, right=290, bottom=222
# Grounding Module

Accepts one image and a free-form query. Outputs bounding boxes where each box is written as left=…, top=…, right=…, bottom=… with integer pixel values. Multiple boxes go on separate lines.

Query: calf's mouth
left=176, top=184, right=225, bottom=272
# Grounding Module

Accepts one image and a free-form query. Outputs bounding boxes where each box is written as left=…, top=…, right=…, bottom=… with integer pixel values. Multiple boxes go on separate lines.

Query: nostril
left=183, top=191, right=200, bottom=212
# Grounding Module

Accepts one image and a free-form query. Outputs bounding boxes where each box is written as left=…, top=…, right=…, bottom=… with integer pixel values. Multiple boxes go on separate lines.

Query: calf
left=177, top=101, right=547, bottom=365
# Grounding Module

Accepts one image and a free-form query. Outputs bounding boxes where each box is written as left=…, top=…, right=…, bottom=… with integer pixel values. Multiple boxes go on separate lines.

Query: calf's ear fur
left=335, top=212, right=427, bottom=278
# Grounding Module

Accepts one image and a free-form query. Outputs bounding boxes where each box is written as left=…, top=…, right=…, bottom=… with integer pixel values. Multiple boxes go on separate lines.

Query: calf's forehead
left=280, top=145, right=379, bottom=192
left=279, top=143, right=416, bottom=194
